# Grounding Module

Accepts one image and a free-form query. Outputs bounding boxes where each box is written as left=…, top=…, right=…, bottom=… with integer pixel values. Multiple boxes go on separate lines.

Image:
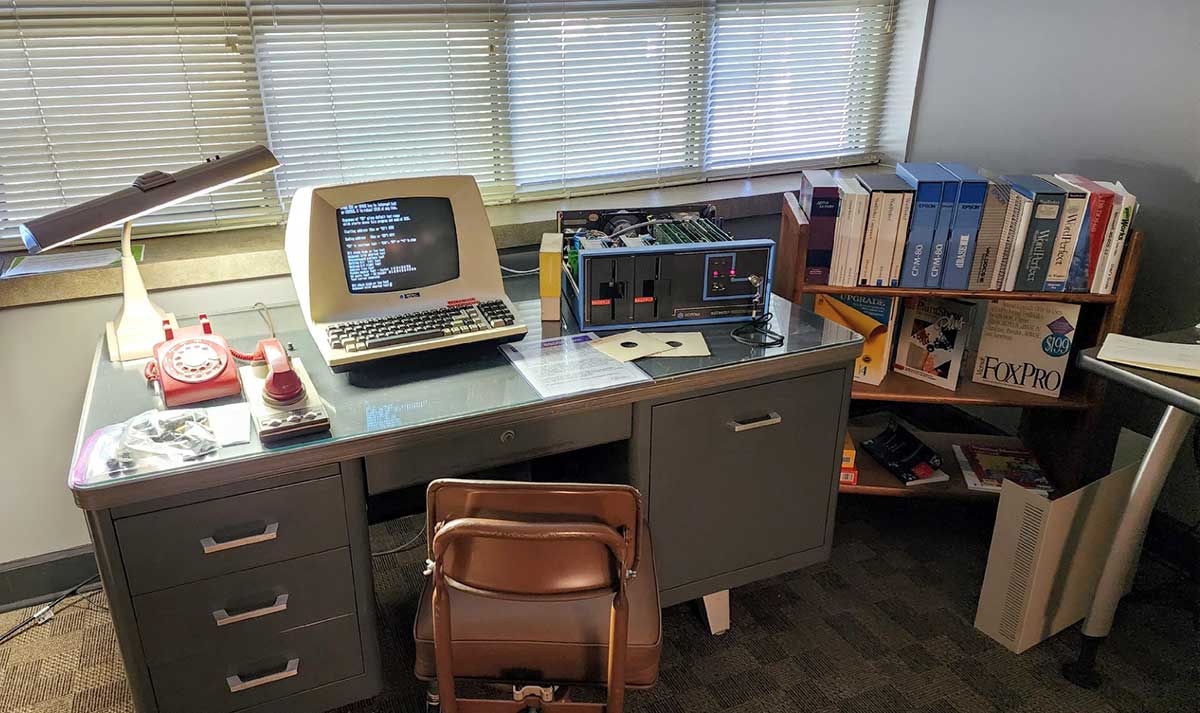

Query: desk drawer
left=117, top=476, right=348, bottom=595
left=366, top=404, right=632, bottom=494
left=649, top=371, right=844, bottom=591
left=151, top=613, right=363, bottom=713
left=134, top=548, right=356, bottom=665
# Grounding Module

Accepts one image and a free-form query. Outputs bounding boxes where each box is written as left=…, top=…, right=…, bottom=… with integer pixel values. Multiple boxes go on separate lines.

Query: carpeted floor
left=2, top=496, right=1197, bottom=713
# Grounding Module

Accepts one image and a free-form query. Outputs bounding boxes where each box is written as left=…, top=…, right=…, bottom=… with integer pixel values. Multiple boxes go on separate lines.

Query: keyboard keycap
left=365, top=329, right=445, bottom=349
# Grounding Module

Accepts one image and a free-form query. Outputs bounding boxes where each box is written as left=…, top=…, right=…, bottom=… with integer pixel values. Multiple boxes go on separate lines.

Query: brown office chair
left=413, top=479, right=661, bottom=713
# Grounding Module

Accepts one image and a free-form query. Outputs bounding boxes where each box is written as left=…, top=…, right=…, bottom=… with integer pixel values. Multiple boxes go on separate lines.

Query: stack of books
left=814, top=293, right=1082, bottom=398
left=800, top=166, right=1138, bottom=295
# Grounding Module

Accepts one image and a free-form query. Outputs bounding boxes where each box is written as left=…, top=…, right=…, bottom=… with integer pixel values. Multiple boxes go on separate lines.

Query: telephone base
left=107, top=312, right=177, bottom=362
left=240, top=359, right=331, bottom=443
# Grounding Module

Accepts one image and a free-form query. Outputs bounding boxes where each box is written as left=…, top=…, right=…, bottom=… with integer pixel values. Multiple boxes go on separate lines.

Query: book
left=997, top=179, right=1035, bottom=291
left=892, top=297, right=975, bottom=391
left=1007, top=175, right=1066, bottom=292
left=925, top=178, right=961, bottom=287
left=972, top=300, right=1082, bottom=398
left=895, top=162, right=952, bottom=287
left=842, top=432, right=856, bottom=469
left=938, top=163, right=988, bottom=290
left=857, top=189, right=885, bottom=285
left=969, top=174, right=1013, bottom=290
left=890, top=190, right=914, bottom=287
left=1038, top=175, right=1089, bottom=292
left=861, top=422, right=949, bottom=486
left=812, top=293, right=899, bottom=386
left=952, top=443, right=1052, bottom=494
left=856, top=173, right=914, bottom=287
left=799, top=170, right=841, bottom=285
left=839, top=465, right=859, bottom=486
left=1094, top=181, right=1137, bottom=295
left=1089, top=181, right=1128, bottom=293
left=832, top=177, right=869, bottom=287
left=1055, top=174, right=1115, bottom=292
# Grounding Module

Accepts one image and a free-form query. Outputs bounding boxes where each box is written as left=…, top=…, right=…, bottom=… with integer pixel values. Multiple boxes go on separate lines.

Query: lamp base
left=104, top=220, right=176, bottom=362
left=106, top=312, right=177, bottom=362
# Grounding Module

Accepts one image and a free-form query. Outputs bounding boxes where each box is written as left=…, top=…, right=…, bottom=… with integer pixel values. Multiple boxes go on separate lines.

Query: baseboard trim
left=0, top=545, right=98, bottom=613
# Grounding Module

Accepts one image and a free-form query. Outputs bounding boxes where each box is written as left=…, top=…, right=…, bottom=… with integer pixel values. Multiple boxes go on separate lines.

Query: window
left=0, top=1, right=282, bottom=248
left=1, top=0, right=916, bottom=249
left=705, top=1, right=895, bottom=176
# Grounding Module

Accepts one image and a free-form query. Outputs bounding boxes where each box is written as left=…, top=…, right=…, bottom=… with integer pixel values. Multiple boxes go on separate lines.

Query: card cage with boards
left=772, top=191, right=1146, bottom=498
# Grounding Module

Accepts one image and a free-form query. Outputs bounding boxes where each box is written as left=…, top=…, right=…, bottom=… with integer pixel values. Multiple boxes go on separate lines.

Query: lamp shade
left=18, top=145, right=280, bottom=254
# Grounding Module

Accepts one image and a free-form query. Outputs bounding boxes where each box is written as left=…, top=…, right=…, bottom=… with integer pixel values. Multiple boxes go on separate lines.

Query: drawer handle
left=212, top=594, right=289, bottom=627
left=200, top=522, right=279, bottom=555
left=226, top=658, right=299, bottom=693
left=727, top=412, right=783, bottom=433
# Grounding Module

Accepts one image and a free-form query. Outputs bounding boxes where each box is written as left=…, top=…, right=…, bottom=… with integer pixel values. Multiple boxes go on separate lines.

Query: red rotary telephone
left=144, top=314, right=304, bottom=408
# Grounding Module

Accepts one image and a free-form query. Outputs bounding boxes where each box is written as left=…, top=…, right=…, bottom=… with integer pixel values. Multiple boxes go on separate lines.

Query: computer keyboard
left=325, top=299, right=520, bottom=353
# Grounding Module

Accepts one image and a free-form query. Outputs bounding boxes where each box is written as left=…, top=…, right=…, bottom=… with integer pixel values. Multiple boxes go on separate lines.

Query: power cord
left=370, top=520, right=427, bottom=558
left=501, top=265, right=539, bottom=276
left=0, top=573, right=100, bottom=647
left=730, top=312, right=784, bottom=347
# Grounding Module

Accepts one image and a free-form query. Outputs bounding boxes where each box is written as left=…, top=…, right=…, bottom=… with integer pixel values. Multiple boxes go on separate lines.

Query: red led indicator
left=712, top=270, right=719, bottom=276
left=730, top=270, right=736, bottom=276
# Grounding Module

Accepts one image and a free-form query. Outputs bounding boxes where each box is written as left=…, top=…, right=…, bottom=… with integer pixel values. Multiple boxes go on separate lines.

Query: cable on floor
left=371, top=521, right=427, bottom=557
left=0, top=573, right=100, bottom=647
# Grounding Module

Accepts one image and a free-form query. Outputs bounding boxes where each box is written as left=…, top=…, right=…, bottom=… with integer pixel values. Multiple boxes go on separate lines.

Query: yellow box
left=539, top=232, right=562, bottom=322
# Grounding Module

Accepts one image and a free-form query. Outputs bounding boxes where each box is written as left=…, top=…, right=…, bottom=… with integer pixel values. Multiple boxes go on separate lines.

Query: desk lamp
left=18, top=146, right=280, bottom=361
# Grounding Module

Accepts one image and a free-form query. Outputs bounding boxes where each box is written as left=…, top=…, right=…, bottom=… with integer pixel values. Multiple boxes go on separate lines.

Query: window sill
left=0, top=168, right=873, bottom=309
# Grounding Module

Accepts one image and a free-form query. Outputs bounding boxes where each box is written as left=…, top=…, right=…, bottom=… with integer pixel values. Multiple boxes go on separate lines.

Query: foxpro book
left=973, top=300, right=1081, bottom=398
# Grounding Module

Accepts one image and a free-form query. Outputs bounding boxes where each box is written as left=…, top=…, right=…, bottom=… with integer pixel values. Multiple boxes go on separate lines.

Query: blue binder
left=895, top=163, right=952, bottom=288
left=938, top=163, right=987, bottom=289
left=925, top=179, right=961, bottom=287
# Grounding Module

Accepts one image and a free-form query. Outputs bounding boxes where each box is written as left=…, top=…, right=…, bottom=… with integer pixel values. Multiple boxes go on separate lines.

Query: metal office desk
left=1064, top=326, right=1200, bottom=688
left=69, top=296, right=862, bottom=713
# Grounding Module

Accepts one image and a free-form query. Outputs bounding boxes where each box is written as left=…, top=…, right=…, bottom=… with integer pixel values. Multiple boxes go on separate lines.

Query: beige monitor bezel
left=285, top=175, right=505, bottom=326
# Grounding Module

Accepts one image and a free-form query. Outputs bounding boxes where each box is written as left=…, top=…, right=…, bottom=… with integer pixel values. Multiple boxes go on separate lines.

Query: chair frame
left=427, top=517, right=634, bottom=713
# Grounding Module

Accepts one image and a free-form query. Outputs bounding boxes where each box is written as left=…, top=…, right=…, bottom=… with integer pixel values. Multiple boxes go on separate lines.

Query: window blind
left=705, top=0, right=895, bottom=176
left=504, top=1, right=707, bottom=199
left=247, top=1, right=514, bottom=204
left=0, top=1, right=282, bottom=249
left=2, top=0, right=907, bottom=249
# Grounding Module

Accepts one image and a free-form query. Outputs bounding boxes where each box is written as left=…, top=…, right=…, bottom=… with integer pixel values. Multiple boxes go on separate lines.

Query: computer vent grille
left=998, top=502, right=1047, bottom=643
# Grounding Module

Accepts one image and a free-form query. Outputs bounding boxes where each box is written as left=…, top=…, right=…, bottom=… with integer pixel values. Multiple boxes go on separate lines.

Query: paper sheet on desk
left=500, top=334, right=649, bottom=398
left=1, top=244, right=145, bottom=279
left=1097, top=334, right=1200, bottom=378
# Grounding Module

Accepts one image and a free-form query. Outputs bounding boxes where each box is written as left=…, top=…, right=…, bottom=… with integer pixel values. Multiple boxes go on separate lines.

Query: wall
left=0, top=277, right=297, bottom=564
left=908, top=0, right=1200, bottom=519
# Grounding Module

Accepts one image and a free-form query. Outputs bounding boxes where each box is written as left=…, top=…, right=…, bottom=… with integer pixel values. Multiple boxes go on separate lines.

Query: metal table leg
left=1063, top=405, right=1197, bottom=688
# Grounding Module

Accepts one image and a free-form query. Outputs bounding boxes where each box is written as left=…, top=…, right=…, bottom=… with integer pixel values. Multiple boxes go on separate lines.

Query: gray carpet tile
left=1, top=496, right=1197, bottom=712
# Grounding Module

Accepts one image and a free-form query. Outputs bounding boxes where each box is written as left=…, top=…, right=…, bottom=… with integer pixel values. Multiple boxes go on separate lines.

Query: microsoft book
left=972, top=301, right=1081, bottom=398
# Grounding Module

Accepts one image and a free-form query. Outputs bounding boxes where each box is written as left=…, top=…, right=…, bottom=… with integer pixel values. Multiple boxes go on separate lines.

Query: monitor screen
left=335, top=196, right=460, bottom=294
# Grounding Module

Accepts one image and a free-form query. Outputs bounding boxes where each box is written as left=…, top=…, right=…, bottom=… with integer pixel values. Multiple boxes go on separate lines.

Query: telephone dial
left=144, top=315, right=243, bottom=408
left=144, top=313, right=329, bottom=442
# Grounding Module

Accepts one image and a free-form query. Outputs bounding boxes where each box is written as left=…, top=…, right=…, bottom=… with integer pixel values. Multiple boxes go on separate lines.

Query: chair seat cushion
left=414, top=526, right=661, bottom=687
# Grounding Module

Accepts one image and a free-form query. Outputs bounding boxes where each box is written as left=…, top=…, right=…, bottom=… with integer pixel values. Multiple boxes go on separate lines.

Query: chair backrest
left=426, top=479, right=642, bottom=597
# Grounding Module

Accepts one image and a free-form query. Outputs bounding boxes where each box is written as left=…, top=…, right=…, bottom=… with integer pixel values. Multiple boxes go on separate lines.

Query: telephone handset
left=145, top=314, right=303, bottom=409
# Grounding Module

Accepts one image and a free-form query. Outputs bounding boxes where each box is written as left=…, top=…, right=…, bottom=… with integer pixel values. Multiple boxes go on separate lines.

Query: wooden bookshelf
left=802, top=283, right=1119, bottom=304
left=775, top=191, right=1146, bottom=495
left=853, top=351, right=1091, bottom=409
left=841, top=427, right=1028, bottom=499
